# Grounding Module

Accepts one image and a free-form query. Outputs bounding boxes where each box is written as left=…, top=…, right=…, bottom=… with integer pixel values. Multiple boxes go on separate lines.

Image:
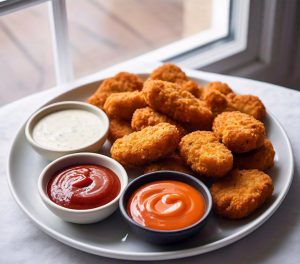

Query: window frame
left=172, top=0, right=299, bottom=89
left=0, top=0, right=232, bottom=85
left=1, top=0, right=298, bottom=89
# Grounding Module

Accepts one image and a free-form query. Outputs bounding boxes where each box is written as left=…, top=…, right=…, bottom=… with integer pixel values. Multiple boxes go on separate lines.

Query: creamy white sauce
left=32, top=109, right=104, bottom=150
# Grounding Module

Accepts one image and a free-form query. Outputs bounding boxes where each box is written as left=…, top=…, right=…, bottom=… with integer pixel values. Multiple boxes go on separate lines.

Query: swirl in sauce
left=127, top=180, right=206, bottom=230
left=47, top=165, right=120, bottom=210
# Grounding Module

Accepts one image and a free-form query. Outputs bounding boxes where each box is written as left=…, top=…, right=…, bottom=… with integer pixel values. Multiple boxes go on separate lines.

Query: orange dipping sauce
left=127, top=180, right=206, bottom=230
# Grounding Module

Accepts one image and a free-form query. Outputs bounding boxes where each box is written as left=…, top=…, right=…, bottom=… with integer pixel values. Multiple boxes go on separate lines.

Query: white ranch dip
left=32, top=109, right=103, bottom=150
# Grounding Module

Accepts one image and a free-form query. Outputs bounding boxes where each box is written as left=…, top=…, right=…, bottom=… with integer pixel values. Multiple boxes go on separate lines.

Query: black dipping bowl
left=119, top=171, right=212, bottom=244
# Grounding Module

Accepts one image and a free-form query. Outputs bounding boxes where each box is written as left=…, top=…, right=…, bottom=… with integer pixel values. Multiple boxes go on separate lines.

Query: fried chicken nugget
left=203, top=81, right=234, bottom=96
left=150, top=64, right=187, bottom=83
left=234, top=139, right=275, bottom=171
left=181, top=80, right=203, bottom=98
left=144, top=153, right=194, bottom=175
left=227, top=94, right=266, bottom=121
left=111, top=123, right=180, bottom=168
left=149, top=64, right=203, bottom=98
left=108, top=119, right=134, bottom=142
left=87, top=92, right=111, bottom=109
left=179, top=131, right=233, bottom=177
left=99, top=72, right=143, bottom=93
left=213, top=111, right=266, bottom=153
left=131, top=107, right=187, bottom=136
left=210, top=169, right=274, bottom=219
left=87, top=72, right=143, bottom=109
left=103, top=91, right=147, bottom=121
left=143, top=80, right=213, bottom=130
left=202, top=89, right=236, bottom=116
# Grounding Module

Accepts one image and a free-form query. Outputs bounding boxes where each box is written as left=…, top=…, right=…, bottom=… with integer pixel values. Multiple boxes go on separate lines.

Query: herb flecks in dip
left=33, top=109, right=103, bottom=150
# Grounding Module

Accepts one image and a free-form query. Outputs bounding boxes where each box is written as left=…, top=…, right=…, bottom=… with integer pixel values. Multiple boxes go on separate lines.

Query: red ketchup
left=47, top=165, right=120, bottom=210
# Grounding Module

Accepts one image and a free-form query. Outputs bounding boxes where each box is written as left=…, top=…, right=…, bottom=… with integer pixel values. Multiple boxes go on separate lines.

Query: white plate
left=7, top=74, right=294, bottom=261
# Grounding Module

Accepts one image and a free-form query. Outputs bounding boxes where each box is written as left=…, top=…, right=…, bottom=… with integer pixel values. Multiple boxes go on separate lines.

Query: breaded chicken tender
left=144, top=153, right=194, bottom=175
left=103, top=91, right=147, bottom=121
left=227, top=94, right=266, bottom=121
left=234, top=139, right=275, bottom=171
left=131, top=107, right=187, bottom=136
left=210, top=169, right=274, bottom=219
left=108, top=119, right=134, bottom=142
left=87, top=72, right=143, bottom=109
left=111, top=123, right=180, bottom=168
left=149, top=64, right=202, bottom=97
left=203, top=81, right=234, bottom=96
left=179, top=131, right=233, bottom=177
left=143, top=80, right=213, bottom=131
left=213, top=111, right=266, bottom=153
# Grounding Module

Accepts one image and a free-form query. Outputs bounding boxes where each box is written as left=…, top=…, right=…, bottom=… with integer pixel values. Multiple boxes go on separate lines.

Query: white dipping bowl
left=25, top=101, right=109, bottom=160
left=38, top=153, right=128, bottom=224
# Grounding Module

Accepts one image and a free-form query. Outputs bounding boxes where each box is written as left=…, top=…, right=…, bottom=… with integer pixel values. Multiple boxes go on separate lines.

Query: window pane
left=0, top=3, right=55, bottom=105
left=67, top=0, right=214, bottom=78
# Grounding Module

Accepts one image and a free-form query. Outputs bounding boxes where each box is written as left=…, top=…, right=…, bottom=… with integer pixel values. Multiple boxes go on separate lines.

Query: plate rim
left=6, top=73, right=294, bottom=261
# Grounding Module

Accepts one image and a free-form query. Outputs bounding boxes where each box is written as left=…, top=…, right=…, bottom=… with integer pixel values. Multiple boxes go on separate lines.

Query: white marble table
left=1, top=63, right=300, bottom=264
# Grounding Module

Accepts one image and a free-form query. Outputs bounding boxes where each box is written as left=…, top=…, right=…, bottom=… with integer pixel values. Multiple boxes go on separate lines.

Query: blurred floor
left=0, top=0, right=212, bottom=106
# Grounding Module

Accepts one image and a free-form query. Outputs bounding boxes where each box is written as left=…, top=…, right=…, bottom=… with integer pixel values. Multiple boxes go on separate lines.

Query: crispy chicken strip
left=103, top=91, right=146, bottom=121
left=111, top=123, right=180, bottom=168
left=143, top=80, right=213, bottom=130
left=87, top=72, right=143, bottom=109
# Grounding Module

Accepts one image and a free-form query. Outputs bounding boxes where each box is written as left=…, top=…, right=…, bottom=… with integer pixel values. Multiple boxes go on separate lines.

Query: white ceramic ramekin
left=25, top=101, right=109, bottom=160
left=38, top=153, right=128, bottom=224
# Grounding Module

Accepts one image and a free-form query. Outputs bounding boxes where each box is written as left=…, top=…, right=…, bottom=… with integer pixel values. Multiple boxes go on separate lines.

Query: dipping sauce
left=47, top=165, right=120, bottom=210
left=33, top=109, right=103, bottom=150
left=127, top=180, right=206, bottom=230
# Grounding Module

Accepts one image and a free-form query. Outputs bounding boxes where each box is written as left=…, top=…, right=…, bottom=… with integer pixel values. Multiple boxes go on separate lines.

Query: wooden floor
left=0, top=0, right=211, bottom=106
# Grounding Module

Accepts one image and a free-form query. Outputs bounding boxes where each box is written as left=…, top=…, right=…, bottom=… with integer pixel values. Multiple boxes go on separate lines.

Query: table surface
left=1, top=62, right=300, bottom=264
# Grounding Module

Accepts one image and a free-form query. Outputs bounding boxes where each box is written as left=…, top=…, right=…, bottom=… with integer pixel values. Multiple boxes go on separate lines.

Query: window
left=67, top=0, right=230, bottom=79
left=0, top=2, right=55, bottom=105
left=0, top=0, right=231, bottom=105
left=0, top=0, right=299, bottom=105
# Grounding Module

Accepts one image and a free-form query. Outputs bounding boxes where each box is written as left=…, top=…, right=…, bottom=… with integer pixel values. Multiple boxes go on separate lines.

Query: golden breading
left=87, top=92, right=111, bottom=109
left=179, top=131, right=233, bottom=177
left=131, top=107, right=187, bottom=136
left=98, top=72, right=143, bottom=93
left=227, top=94, right=266, bottom=121
left=111, top=123, right=180, bottom=168
left=202, top=89, right=234, bottom=116
left=203, top=81, right=234, bottom=96
left=181, top=80, right=203, bottom=98
left=149, top=64, right=203, bottom=98
left=144, top=153, right=194, bottom=175
left=143, top=80, right=213, bottom=130
left=234, top=139, right=275, bottom=171
left=213, top=111, right=266, bottom=153
left=108, top=119, right=134, bottom=143
left=210, top=169, right=274, bottom=219
left=149, top=64, right=187, bottom=83
left=87, top=72, right=143, bottom=109
left=103, top=91, right=147, bottom=121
